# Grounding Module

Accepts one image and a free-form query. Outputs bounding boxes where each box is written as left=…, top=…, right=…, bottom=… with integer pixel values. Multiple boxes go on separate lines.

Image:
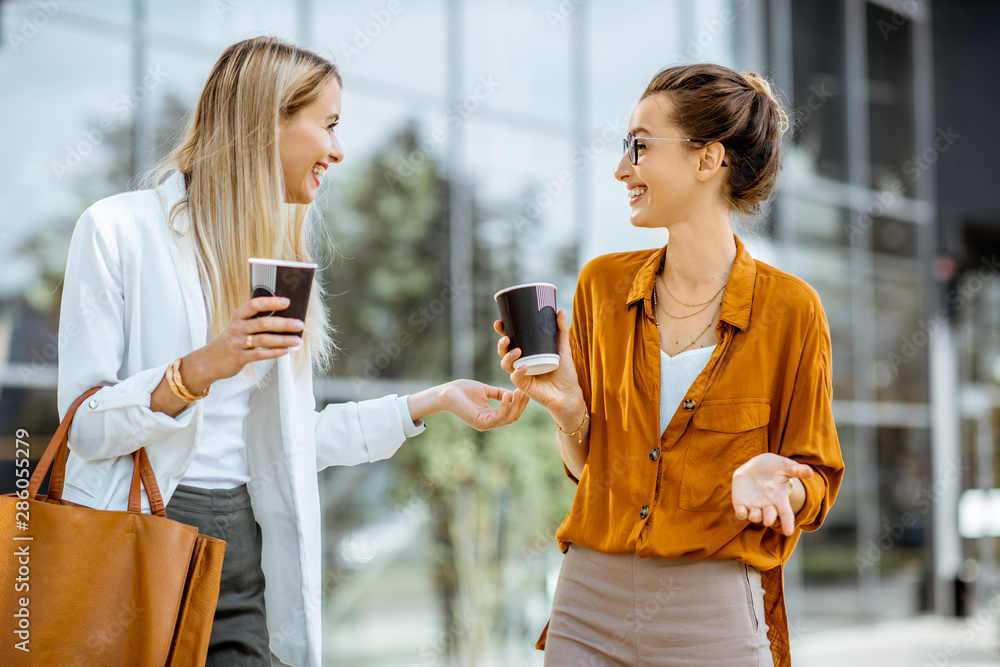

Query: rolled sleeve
left=782, top=307, right=844, bottom=533
left=796, top=471, right=829, bottom=529
left=66, top=363, right=197, bottom=461
left=314, top=394, right=411, bottom=469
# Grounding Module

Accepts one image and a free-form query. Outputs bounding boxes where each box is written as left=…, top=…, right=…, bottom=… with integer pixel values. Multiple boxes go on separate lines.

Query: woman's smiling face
left=278, top=78, right=344, bottom=204
left=614, top=95, right=705, bottom=229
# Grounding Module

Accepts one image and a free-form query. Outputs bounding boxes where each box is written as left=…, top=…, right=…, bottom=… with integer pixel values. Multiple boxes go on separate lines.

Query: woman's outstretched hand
left=732, top=453, right=814, bottom=537
left=494, top=310, right=586, bottom=426
left=408, top=380, right=528, bottom=431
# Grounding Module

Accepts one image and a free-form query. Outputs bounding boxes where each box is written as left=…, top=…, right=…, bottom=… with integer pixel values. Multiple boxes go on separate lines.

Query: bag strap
left=27, top=387, right=100, bottom=499
left=29, top=387, right=168, bottom=517
left=128, top=448, right=167, bottom=517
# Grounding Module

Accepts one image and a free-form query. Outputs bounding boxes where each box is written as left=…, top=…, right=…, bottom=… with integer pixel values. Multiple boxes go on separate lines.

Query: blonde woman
left=497, top=64, right=844, bottom=666
left=57, top=37, right=526, bottom=667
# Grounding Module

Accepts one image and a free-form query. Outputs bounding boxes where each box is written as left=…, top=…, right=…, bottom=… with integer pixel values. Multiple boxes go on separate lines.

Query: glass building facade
left=3, top=0, right=991, bottom=664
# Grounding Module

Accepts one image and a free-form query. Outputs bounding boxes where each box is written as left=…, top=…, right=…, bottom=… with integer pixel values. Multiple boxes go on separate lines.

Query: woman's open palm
left=732, top=453, right=814, bottom=536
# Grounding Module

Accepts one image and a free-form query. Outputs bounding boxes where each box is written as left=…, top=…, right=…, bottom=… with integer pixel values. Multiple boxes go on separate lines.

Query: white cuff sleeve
left=396, top=395, right=426, bottom=438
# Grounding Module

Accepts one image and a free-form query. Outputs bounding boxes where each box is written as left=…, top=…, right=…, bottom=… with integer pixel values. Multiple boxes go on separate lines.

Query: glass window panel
left=795, top=246, right=854, bottom=401
left=956, top=269, right=1000, bottom=386
left=587, top=1, right=682, bottom=129
left=0, top=15, right=131, bottom=299
left=782, top=198, right=854, bottom=399
left=866, top=2, right=915, bottom=195
left=460, top=0, right=571, bottom=126
left=877, top=427, right=930, bottom=543
left=61, top=1, right=130, bottom=22
left=875, top=426, right=930, bottom=616
left=791, top=0, right=847, bottom=181
left=872, top=215, right=919, bottom=258
left=165, top=0, right=298, bottom=47
left=799, top=424, right=858, bottom=629
left=873, top=267, right=928, bottom=402
left=786, top=195, right=850, bottom=247
left=316, top=0, right=447, bottom=102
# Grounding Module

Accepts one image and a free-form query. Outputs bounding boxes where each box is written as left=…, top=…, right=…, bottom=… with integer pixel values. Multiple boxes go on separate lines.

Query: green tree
left=320, top=123, right=452, bottom=384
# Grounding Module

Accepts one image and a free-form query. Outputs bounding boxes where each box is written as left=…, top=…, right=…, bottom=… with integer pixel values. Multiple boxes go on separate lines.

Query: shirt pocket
left=679, top=399, right=770, bottom=512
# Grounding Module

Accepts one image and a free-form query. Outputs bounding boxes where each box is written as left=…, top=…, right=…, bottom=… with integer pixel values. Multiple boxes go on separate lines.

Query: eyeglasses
left=623, top=131, right=727, bottom=167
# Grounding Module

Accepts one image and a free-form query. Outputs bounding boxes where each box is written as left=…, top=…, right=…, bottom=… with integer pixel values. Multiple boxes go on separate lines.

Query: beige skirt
left=544, top=544, right=774, bottom=667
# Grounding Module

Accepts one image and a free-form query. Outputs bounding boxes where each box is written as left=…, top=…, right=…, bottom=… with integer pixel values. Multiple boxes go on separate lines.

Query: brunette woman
left=497, top=64, right=844, bottom=667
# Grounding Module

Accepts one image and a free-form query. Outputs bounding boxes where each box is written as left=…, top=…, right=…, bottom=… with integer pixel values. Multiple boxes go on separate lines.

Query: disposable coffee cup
left=249, top=258, right=317, bottom=334
left=494, top=282, right=559, bottom=375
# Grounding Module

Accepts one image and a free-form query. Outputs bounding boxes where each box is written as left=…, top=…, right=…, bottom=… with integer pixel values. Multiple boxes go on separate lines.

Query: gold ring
left=246, top=334, right=255, bottom=350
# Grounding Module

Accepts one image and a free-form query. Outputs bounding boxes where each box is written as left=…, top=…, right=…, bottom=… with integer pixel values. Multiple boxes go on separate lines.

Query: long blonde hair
left=150, top=37, right=339, bottom=373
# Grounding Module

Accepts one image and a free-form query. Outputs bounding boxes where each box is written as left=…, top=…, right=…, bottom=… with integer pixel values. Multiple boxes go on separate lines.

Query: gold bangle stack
left=166, top=358, right=209, bottom=403
left=557, top=411, right=590, bottom=444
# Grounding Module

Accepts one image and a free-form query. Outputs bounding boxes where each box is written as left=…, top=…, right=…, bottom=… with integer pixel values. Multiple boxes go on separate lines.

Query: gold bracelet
left=170, top=359, right=208, bottom=401
left=557, top=411, right=590, bottom=444
left=166, top=359, right=195, bottom=402
left=165, top=360, right=185, bottom=400
left=167, top=358, right=209, bottom=403
left=175, top=358, right=209, bottom=401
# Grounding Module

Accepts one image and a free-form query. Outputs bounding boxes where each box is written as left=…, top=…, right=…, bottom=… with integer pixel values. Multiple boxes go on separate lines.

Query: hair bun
left=641, top=64, right=788, bottom=219
left=741, top=71, right=790, bottom=136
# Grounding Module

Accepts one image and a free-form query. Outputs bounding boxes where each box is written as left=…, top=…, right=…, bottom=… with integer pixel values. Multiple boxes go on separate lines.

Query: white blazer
left=57, top=173, right=422, bottom=667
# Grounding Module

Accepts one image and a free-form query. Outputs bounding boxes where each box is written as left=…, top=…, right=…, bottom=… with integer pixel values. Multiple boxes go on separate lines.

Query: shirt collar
left=158, top=171, right=190, bottom=236
left=625, top=234, right=757, bottom=332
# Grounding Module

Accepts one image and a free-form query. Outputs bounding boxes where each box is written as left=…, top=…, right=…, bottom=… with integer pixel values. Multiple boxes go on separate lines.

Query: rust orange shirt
left=544, top=236, right=845, bottom=665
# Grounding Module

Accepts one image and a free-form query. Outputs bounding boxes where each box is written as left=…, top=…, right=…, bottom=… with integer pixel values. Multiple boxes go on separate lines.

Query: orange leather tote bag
left=1, top=388, right=226, bottom=666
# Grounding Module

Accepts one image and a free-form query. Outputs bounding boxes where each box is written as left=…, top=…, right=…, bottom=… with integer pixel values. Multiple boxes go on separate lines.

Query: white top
left=659, top=345, right=716, bottom=435
left=186, top=358, right=424, bottom=489
left=183, top=358, right=275, bottom=489
left=56, top=172, right=424, bottom=667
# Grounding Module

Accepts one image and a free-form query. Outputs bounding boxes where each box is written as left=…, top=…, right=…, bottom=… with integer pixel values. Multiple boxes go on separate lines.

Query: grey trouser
left=544, top=544, right=775, bottom=667
left=166, top=484, right=270, bottom=667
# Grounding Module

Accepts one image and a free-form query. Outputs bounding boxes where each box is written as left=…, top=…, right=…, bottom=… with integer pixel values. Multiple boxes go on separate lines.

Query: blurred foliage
left=392, top=406, right=573, bottom=664
left=323, top=124, right=575, bottom=663
left=321, top=123, right=453, bottom=382
left=320, top=122, right=525, bottom=388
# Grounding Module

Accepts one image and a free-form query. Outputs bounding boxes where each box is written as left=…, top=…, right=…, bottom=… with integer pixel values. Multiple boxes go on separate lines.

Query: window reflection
left=782, top=197, right=854, bottom=400
left=873, top=260, right=928, bottom=403
left=867, top=2, right=915, bottom=195
left=791, top=0, right=847, bottom=181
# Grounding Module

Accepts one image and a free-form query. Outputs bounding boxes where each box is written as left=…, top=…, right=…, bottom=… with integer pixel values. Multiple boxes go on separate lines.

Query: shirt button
left=640, top=505, right=649, bottom=519
left=649, top=447, right=660, bottom=461
left=683, top=398, right=696, bottom=411
left=88, top=399, right=98, bottom=409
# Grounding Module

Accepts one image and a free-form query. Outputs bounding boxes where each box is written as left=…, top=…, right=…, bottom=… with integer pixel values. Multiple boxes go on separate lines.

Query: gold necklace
left=657, top=293, right=719, bottom=320
left=660, top=276, right=726, bottom=308
left=652, top=284, right=722, bottom=354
